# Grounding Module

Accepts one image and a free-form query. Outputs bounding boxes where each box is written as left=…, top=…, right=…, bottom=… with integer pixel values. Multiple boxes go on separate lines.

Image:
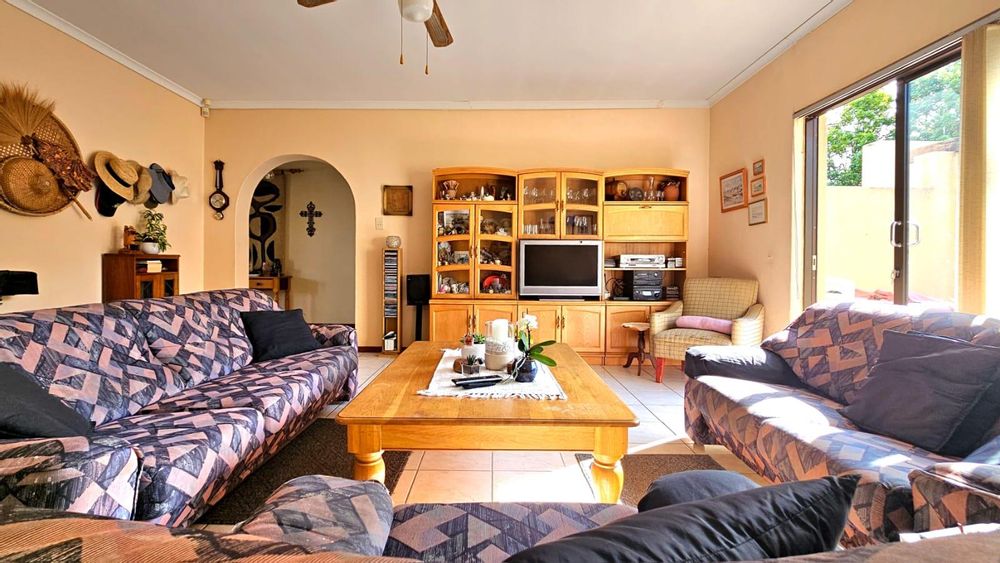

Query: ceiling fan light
left=399, top=0, right=433, bottom=23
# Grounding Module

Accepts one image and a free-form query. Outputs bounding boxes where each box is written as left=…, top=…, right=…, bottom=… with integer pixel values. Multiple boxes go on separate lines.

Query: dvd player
left=619, top=254, right=666, bottom=268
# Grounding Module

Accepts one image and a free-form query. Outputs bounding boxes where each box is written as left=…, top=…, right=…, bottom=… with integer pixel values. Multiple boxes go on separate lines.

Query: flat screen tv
left=519, top=240, right=603, bottom=298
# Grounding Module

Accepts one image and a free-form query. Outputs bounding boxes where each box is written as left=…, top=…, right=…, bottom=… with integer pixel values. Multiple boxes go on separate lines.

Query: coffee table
left=337, top=341, right=638, bottom=503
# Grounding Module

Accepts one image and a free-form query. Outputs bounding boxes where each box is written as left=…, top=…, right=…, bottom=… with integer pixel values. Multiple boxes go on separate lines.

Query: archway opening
left=238, top=156, right=356, bottom=325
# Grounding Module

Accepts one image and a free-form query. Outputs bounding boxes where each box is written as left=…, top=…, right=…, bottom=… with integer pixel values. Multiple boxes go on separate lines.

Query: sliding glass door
left=804, top=52, right=962, bottom=309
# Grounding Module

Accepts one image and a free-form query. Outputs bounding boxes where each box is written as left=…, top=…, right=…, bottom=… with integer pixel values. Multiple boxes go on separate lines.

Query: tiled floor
left=320, top=353, right=767, bottom=505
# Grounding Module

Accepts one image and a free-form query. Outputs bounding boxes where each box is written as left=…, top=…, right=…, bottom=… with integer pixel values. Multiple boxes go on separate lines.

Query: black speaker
left=406, top=274, right=431, bottom=305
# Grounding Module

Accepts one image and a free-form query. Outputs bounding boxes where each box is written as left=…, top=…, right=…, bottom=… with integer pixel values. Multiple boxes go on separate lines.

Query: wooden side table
left=249, top=275, right=293, bottom=309
left=622, top=322, right=653, bottom=377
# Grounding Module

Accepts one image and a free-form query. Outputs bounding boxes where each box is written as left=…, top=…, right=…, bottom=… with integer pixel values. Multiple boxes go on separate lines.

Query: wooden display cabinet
left=473, top=303, right=517, bottom=335
left=516, top=303, right=605, bottom=359
left=432, top=167, right=518, bottom=203
left=518, top=170, right=603, bottom=239
left=433, top=203, right=475, bottom=299
left=428, top=303, right=473, bottom=343
left=475, top=205, right=517, bottom=299
left=102, top=253, right=180, bottom=302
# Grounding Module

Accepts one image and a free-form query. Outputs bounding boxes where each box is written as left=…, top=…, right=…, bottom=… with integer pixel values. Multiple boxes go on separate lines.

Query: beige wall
left=280, top=162, right=356, bottom=324
left=708, top=0, right=1000, bottom=333
left=0, top=3, right=205, bottom=313
left=203, top=108, right=710, bottom=347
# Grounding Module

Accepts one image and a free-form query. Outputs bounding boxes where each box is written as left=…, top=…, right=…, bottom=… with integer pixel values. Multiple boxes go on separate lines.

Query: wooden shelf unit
left=382, top=247, right=401, bottom=354
left=427, top=166, right=691, bottom=365
left=102, top=253, right=180, bottom=302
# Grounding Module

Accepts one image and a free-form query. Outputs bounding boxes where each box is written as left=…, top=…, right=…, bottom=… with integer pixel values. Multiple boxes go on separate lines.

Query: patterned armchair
left=650, top=277, right=764, bottom=382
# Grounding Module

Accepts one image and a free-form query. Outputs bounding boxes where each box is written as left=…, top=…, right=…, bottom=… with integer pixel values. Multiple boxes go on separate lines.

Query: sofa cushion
left=756, top=418, right=952, bottom=543
left=762, top=301, right=1000, bottom=404
left=637, top=470, right=759, bottom=512
left=383, top=502, right=636, bottom=561
left=842, top=331, right=1000, bottom=458
left=237, top=346, right=359, bottom=399
left=240, top=309, right=320, bottom=362
left=93, top=408, right=265, bottom=527
left=141, top=368, right=326, bottom=445
left=237, top=475, right=394, bottom=556
left=685, top=345, right=802, bottom=387
left=118, top=294, right=252, bottom=387
left=508, top=476, right=858, bottom=563
left=0, top=363, right=93, bottom=439
left=676, top=315, right=733, bottom=334
left=0, top=303, right=176, bottom=425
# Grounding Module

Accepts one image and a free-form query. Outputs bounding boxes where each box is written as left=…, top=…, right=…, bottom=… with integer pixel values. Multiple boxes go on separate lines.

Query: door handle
left=889, top=221, right=903, bottom=248
left=908, top=222, right=921, bottom=246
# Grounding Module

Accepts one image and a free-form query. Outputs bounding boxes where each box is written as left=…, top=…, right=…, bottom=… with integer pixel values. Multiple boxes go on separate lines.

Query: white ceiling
left=14, top=0, right=851, bottom=108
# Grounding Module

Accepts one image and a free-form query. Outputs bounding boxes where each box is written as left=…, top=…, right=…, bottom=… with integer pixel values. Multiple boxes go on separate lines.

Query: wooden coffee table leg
left=591, top=427, right=628, bottom=503
left=348, top=425, right=385, bottom=483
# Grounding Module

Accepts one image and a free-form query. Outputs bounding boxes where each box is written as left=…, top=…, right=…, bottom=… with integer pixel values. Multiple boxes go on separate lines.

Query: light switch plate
left=375, top=217, right=384, bottom=230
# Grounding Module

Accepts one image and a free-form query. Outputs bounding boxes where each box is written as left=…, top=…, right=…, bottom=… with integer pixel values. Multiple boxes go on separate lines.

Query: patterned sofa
left=683, top=300, right=1000, bottom=547
left=0, top=288, right=357, bottom=528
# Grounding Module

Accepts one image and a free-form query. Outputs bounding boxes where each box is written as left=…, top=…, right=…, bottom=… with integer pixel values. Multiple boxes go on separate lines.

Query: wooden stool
left=622, top=322, right=653, bottom=377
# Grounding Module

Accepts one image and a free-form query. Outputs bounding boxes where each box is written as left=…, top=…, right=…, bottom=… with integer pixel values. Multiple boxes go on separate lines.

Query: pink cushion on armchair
left=676, top=315, right=733, bottom=335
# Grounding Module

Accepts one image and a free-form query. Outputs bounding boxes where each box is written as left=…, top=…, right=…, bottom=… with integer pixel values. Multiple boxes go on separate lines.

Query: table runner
left=417, top=348, right=567, bottom=400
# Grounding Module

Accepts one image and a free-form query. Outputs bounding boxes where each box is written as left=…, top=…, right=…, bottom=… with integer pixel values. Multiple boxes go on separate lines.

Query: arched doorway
left=235, top=155, right=356, bottom=324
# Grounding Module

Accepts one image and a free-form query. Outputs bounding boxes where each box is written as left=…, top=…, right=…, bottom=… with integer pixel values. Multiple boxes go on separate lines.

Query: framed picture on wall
left=382, top=185, right=413, bottom=216
left=720, top=168, right=748, bottom=212
left=752, top=159, right=765, bottom=176
left=750, top=176, right=766, bottom=198
left=748, top=199, right=768, bottom=226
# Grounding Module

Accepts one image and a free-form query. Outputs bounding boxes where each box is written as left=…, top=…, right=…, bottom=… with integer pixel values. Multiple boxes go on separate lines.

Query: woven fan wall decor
left=0, top=84, right=94, bottom=218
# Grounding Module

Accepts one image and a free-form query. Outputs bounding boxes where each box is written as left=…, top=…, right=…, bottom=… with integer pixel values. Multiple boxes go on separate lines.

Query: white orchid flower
left=518, top=314, right=538, bottom=330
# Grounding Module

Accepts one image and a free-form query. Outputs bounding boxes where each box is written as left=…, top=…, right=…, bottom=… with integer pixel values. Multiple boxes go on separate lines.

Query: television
left=519, top=240, right=603, bottom=298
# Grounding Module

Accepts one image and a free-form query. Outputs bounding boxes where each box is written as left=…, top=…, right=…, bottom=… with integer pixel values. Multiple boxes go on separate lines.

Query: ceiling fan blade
left=424, top=0, right=453, bottom=47
left=297, top=0, right=336, bottom=7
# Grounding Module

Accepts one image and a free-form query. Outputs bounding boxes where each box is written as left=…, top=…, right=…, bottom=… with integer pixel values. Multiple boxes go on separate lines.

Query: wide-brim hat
left=169, top=170, right=189, bottom=203
left=93, top=151, right=138, bottom=201
left=0, top=157, right=68, bottom=216
left=147, top=163, right=174, bottom=205
left=127, top=160, right=152, bottom=204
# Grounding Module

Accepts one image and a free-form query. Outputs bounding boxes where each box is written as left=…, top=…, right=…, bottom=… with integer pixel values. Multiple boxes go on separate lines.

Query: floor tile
left=644, top=405, right=686, bottom=434
left=493, top=468, right=595, bottom=502
left=406, top=470, right=492, bottom=503
left=420, top=450, right=492, bottom=471
left=391, top=470, right=416, bottom=504
left=493, top=451, right=565, bottom=471
left=403, top=450, right=424, bottom=471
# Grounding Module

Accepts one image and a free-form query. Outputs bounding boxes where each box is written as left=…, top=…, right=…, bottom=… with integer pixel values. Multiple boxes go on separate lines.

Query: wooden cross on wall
left=299, top=201, right=323, bottom=237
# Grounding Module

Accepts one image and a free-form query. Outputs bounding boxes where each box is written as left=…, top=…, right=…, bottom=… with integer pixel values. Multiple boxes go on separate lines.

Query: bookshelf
left=382, top=247, right=401, bottom=354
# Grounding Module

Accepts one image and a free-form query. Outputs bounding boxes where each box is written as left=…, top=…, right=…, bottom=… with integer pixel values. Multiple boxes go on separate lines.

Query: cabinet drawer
left=249, top=278, right=273, bottom=289
left=604, top=204, right=688, bottom=241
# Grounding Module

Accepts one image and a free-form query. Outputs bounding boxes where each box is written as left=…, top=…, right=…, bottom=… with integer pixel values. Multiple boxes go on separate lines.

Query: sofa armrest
left=910, top=462, right=1000, bottom=531
left=684, top=345, right=801, bottom=387
left=309, top=323, right=358, bottom=349
left=731, top=304, right=765, bottom=346
left=235, top=475, right=393, bottom=556
left=0, top=436, right=141, bottom=519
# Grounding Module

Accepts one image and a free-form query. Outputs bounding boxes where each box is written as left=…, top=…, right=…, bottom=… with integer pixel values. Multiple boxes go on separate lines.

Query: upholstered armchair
left=650, top=277, right=763, bottom=382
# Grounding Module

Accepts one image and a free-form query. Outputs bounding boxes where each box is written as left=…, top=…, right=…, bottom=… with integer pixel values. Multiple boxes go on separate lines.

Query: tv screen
left=519, top=241, right=603, bottom=298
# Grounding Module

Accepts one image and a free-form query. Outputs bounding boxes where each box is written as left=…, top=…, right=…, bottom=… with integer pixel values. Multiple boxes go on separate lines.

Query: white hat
left=169, top=170, right=189, bottom=203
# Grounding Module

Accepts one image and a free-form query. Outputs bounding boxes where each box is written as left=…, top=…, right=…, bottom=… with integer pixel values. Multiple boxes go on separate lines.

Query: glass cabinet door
left=433, top=204, right=474, bottom=298
left=136, top=275, right=157, bottom=299
left=475, top=204, right=517, bottom=298
left=161, top=273, right=179, bottom=297
left=518, top=172, right=559, bottom=238
left=561, top=173, right=602, bottom=238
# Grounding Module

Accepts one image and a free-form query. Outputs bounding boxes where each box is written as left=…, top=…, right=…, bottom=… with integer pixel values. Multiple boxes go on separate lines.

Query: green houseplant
left=137, top=209, right=170, bottom=254
left=512, top=314, right=555, bottom=382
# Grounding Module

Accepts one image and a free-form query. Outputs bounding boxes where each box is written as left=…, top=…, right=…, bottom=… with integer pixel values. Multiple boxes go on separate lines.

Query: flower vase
left=515, top=357, right=537, bottom=383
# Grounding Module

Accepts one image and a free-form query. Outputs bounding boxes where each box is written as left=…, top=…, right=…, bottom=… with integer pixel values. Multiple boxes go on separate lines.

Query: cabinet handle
left=640, top=205, right=652, bottom=209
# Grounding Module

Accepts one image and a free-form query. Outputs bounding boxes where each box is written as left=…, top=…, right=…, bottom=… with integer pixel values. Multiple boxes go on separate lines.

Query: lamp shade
left=0, top=271, right=39, bottom=297
left=398, top=0, right=433, bottom=22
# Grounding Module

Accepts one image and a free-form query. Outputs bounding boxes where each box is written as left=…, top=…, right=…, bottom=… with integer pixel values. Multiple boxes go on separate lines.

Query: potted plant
left=137, top=209, right=170, bottom=254
left=461, top=354, right=481, bottom=375
left=460, top=333, right=486, bottom=363
left=511, top=314, right=556, bottom=383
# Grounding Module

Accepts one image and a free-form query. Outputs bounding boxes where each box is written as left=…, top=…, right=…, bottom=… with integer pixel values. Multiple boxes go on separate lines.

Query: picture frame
left=720, top=168, right=748, bottom=212
left=750, top=176, right=766, bottom=198
left=748, top=199, right=768, bottom=226
left=752, top=159, right=765, bottom=176
left=382, top=185, right=413, bottom=216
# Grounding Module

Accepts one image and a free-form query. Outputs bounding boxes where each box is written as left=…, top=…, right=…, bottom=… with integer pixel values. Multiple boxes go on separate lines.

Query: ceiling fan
left=297, top=0, right=454, bottom=47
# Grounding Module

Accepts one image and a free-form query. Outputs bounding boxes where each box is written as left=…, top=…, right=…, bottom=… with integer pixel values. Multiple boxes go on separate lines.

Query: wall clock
left=210, top=160, right=229, bottom=219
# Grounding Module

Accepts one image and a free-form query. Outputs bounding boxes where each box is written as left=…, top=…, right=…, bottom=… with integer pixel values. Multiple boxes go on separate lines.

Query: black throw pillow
left=240, top=309, right=320, bottom=362
left=841, top=330, right=1000, bottom=457
left=507, top=475, right=859, bottom=563
left=638, top=470, right=760, bottom=512
left=0, top=363, right=92, bottom=439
